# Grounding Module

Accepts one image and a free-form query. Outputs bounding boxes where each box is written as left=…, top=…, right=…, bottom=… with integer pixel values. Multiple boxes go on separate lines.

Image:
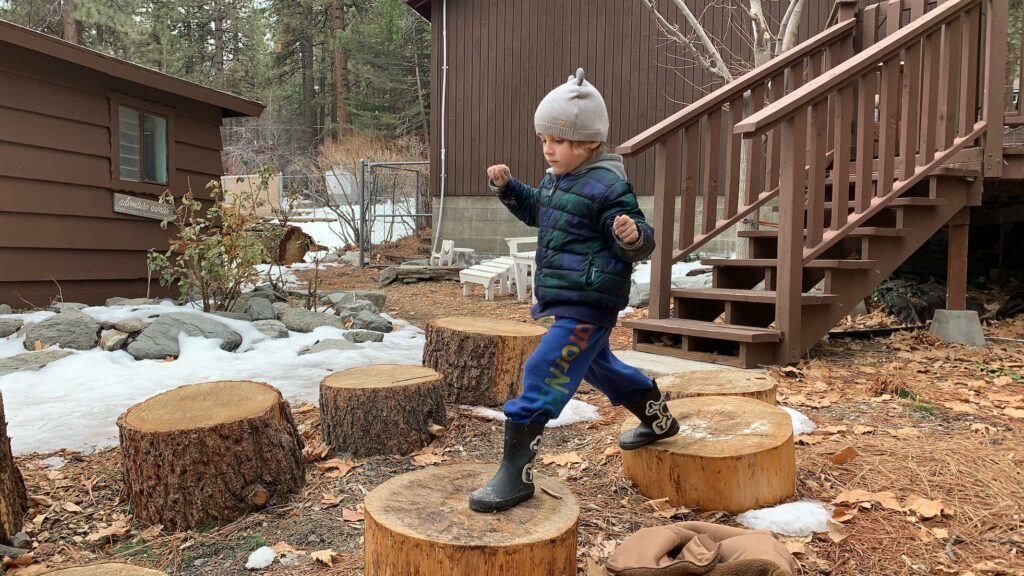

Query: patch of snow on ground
left=631, top=260, right=711, bottom=285
left=781, top=406, right=817, bottom=435
left=736, top=500, right=831, bottom=536
left=0, top=304, right=425, bottom=455
left=245, top=546, right=277, bottom=570
left=461, top=399, right=600, bottom=428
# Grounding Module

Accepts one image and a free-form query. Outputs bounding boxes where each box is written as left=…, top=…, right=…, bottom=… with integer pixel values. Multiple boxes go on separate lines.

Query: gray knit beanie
left=534, top=68, right=609, bottom=142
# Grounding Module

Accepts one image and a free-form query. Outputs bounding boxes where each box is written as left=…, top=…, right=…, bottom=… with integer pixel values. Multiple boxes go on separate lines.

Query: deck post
left=946, top=207, right=970, bottom=311
left=649, top=132, right=681, bottom=320
left=982, top=0, right=1007, bottom=177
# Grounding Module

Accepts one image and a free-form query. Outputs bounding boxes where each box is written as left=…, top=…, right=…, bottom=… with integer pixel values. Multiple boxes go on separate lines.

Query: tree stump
left=117, top=380, right=305, bottom=531
left=621, top=396, right=795, bottom=514
left=659, top=370, right=778, bottom=404
left=0, top=392, right=26, bottom=546
left=321, top=365, right=447, bottom=457
left=422, top=317, right=546, bottom=406
left=41, top=564, right=165, bottom=575
left=364, top=463, right=578, bottom=576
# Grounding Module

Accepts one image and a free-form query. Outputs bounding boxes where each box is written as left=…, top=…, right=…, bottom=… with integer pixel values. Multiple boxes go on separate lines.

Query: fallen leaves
left=902, top=495, right=949, bottom=519
left=310, top=549, right=337, bottom=567
left=541, top=452, right=583, bottom=466
left=85, top=519, right=130, bottom=542
left=830, top=446, right=859, bottom=465
left=315, top=458, right=359, bottom=478
left=341, top=507, right=365, bottom=522
left=832, top=490, right=951, bottom=519
left=60, top=502, right=83, bottom=513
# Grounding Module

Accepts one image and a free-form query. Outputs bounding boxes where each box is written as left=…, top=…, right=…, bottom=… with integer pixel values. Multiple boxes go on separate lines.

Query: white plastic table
left=512, top=251, right=537, bottom=303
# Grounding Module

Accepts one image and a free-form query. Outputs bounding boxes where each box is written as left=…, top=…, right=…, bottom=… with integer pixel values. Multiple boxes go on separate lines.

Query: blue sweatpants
left=503, top=317, right=655, bottom=424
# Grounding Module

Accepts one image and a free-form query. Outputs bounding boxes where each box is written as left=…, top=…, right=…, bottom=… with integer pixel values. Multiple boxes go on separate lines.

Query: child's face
left=539, top=134, right=592, bottom=175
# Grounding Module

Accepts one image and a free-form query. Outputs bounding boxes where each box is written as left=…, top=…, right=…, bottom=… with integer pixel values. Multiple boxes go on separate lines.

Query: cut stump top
left=42, top=564, right=165, bottom=575
left=659, top=370, right=776, bottom=397
left=429, top=316, right=547, bottom=337
left=121, top=380, right=280, bottom=432
left=323, top=365, right=442, bottom=390
left=364, top=463, right=578, bottom=547
left=621, top=396, right=792, bottom=458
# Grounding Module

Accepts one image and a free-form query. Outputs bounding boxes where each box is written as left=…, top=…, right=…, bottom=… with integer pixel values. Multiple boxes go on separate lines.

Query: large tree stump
left=117, top=380, right=306, bottom=531
left=0, top=392, right=26, bottom=546
left=41, top=564, right=164, bottom=575
left=321, top=365, right=447, bottom=457
left=364, top=463, right=578, bottom=576
left=621, top=395, right=795, bottom=514
left=422, top=317, right=546, bottom=406
left=659, top=370, right=778, bottom=404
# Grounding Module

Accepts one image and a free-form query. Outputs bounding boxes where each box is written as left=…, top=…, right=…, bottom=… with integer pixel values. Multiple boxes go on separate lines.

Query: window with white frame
left=117, top=105, right=168, bottom=185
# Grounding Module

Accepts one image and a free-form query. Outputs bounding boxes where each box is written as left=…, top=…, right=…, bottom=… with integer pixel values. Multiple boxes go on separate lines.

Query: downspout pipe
left=431, top=0, right=449, bottom=255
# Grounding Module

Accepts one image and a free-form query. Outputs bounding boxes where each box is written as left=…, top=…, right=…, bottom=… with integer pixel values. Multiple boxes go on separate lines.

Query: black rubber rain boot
left=618, top=382, right=680, bottom=450
left=468, top=420, right=545, bottom=513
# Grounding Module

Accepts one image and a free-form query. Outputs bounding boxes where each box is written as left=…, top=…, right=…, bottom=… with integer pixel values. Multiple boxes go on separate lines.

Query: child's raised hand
left=613, top=214, right=639, bottom=244
left=487, top=164, right=512, bottom=187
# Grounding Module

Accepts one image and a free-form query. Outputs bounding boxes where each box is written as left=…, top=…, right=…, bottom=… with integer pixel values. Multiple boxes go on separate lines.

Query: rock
left=629, top=282, right=651, bottom=309
left=334, top=300, right=377, bottom=318
left=340, top=251, right=361, bottom=265
left=0, top=318, right=23, bottom=338
left=105, top=297, right=162, bottom=306
left=279, top=554, right=304, bottom=567
left=402, top=278, right=419, bottom=284
left=328, top=290, right=387, bottom=312
left=10, top=532, right=31, bottom=550
left=99, top=330, right=130, bottom=351
left=126, top=313, right=242, bottom=359
left=278, top=307, right=347, bottom=333
left=253, top=320, right=290, bottom=339
left=0, top=304, right=12, bottom=315
left=404, top=258, right=431, bottom=266
left=0, top=350, right=74, bottom=378
left=105, top=297, right=128, bottom=306
left=299, top=338, right=360, bottom=355
left=378, top=266, right=399, bottom=288
left=344, top=310, right=393, bottom=333
left=49, top=302, right=89, bottom=313
left=343, top=329, right=385, bottom=343
left=252, top=285, right=288, bottom=302
left=114, top=319, right=146, bottom=334
left=671, top=271, right=713, bottom=290
left=247, top=297, right=277, bottom=321
left=22, top=312, right=101, bottom=351
left=213, top=311, right=252, bottom=322
left=320, top=253, right=341, bottom=263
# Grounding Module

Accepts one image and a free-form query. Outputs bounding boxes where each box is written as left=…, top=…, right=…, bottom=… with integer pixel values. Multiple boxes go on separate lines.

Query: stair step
left=701, top=258, right=876, bottom=270
left=623, top=318, right=781, bottom=343
left=671, top=287, right=837, bottom=304
left=771, top=196, right=946, bottom=213
left=737, top=227, right=905, bottom=238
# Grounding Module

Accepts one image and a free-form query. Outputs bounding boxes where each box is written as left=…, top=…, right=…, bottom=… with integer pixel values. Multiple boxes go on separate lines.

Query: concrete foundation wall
left=432, top=196, right=740, bottom=257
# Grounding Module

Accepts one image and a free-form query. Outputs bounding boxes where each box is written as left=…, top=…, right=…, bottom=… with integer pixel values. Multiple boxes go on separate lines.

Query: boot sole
left=468, top=490, right=534, bottom=513
left=618, top=421, right=680, bottom=451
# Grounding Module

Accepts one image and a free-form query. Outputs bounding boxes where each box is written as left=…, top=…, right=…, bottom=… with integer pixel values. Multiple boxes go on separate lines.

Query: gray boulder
left=278, top=307, right=346, bottom=333
left=105, top=297, right=162, bottom=307
left=212, top=311, right=251, bottom=322
left=114, top=319, right=145, bottom=334
left=350, top=310, right=393, bottom=333
left=49, top=302, right=89, bottom=313
left=328, top=291, right=386, bottom=313
left=253, top=320, right=289, bottom=339
left=340, top=251, right=361, bottom=265
left=99, top=330, right=130, bottom=352
left=0, top=304, right=12, bottom=315
left=628, top=282, right=651, bottom=309
left=0, top=318, right=23, bottom=339
left=22, top=312, right=101, bottom=351
left=378, top=266, right=399, bottom=288
left=246, top=297, right=277, bottom=321
left=0, top=350, right=74, bottom=378
left=299, top=338, right=360, bottom=355
left=334, top=300, right=377, bottom=318
left=126, top=313, right=242, bottom=359
left=343, top=330, right=384, bottom=343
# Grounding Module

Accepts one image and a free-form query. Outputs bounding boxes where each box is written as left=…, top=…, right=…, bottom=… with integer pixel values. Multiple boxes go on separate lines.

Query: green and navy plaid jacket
left=493, top=155, right=655, bottom=326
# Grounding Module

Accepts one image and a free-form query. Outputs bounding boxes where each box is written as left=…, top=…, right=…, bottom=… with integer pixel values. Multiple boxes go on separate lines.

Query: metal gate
left=357, top=160, right=431, bottom=267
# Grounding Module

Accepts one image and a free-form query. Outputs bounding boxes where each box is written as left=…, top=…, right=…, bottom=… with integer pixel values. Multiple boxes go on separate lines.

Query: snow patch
left=781, top=406, right=817, bottom=435
left=631, top=260, right=711, bottom=285
left=736, top=500, right=831, bottom=536
left=245, top=546, right=277, bottom=570
left=461, top=399, right=600, bottom=428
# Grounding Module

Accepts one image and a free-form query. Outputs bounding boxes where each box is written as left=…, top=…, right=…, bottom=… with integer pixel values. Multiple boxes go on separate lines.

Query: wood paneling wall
left=428, top=0, right=833, bottom=199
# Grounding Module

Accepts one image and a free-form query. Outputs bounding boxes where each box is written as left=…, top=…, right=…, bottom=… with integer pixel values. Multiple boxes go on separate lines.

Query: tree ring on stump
left=41, top=563, right=166, bottom=575
left=658, top=370, right=778, bottom=404
left=122, top=380, right=280, bottom=431
left=364, top=463, right=579, bottom=575
left=621, top=395, right=795, bottom=514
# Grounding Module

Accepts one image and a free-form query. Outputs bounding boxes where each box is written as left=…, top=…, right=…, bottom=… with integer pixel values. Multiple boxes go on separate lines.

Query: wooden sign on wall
left=113, top=193, right=173, bottom=221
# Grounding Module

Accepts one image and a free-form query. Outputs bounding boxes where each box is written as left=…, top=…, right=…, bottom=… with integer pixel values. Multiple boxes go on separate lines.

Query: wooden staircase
left=617, top=0, right=1006, bottom=367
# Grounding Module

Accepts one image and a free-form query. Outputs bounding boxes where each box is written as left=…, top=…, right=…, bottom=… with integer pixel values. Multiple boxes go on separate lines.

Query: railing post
left=982, top=0, right=1007, bottom=177
left=649, top=131, right=682, bottom=320
left=776, top=113, right=807, bottom=365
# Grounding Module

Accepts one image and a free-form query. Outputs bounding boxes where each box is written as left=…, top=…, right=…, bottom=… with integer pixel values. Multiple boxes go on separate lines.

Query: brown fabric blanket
left=604, top=521, right=799, bottom=576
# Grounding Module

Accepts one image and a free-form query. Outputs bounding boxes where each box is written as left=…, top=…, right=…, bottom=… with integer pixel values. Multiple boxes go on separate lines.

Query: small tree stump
left=659, top=370, right=778, bottom=404
left=621, top=396, right=795, bottom=514
left=41, top=564, right=164, bottom=575
left=321, top=365, right=447, bottom=457
left=364, top=463, right=578, bottom=576
left=117, top=380, right=305, bottom=531
left=0, top=392, right=26, bottom=546
left=422, top=317, right=546, bottom=406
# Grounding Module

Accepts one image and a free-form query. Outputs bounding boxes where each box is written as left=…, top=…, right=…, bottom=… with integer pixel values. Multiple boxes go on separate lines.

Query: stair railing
left=732, top=0, right=1006, bottom=361
left=616, top=9, right=858, bottom=319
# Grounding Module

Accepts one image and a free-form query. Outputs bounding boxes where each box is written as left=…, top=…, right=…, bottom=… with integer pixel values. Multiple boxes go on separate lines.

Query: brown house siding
left=425, top=0, right=833, bottom=201
left=0, top=41, right=228, bottom=307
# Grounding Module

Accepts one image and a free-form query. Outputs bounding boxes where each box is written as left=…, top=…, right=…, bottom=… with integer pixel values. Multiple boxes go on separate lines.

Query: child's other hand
left=487, top=164, right=511, bottom=187
left=613, top=214, right=639, bottom=244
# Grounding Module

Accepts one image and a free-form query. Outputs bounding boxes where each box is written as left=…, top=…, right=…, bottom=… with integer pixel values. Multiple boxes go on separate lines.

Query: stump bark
left=621, top=395, right=795, bottom=514
left=659, top=370, right=778, bottom=404
left=364, top=463, right=578, bottom=576
left=41, top=564, right=165, bottom=575
left=117, top=380, right=305, bottom=531
left=0, top=392, right=26, bottom=546
left=422, top=317, right=546, bottom=406
left=321, top=365, right=447, bottom=457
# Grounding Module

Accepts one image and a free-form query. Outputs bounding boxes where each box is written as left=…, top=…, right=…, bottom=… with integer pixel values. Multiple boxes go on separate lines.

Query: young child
left=469, top=69, right=680, bottom=513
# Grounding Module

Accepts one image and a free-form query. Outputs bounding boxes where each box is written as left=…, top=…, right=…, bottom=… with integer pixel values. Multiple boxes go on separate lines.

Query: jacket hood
left=546, top=153, right=627, bottom=180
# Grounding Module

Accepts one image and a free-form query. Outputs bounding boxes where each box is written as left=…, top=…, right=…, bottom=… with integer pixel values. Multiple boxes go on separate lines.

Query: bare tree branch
left=641, top=0, right=733, bottom=82
left=779, top=0, right=806, bottom=53
left=668, top=0, right=734, bottom=82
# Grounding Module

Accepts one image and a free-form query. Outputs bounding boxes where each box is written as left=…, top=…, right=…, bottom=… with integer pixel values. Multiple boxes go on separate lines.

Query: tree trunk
left=659, top=369, right=778, bottom=404
left=43, top=564, right=165, bottom=576
left=331, top=0, right=351, bottom=136
left=364, top=464, right=578, bottom=576
left=117, top=380, right=305, bottom=531
left=0, top=392, right=26, bottom=546
left=422, top=317, right=547, bottom=406
left=61, top=0, right=78, bottom=44
left=300, top=6, right=317, bottom=147
left=213, top=0, right=225, bottom=89
left=621, top=396, right=795, bottom=514
left=321, top=365, right=446, bottom=457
